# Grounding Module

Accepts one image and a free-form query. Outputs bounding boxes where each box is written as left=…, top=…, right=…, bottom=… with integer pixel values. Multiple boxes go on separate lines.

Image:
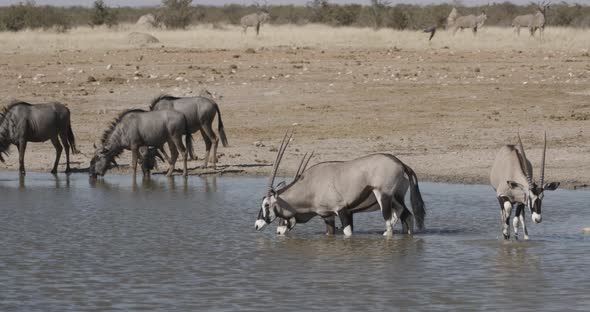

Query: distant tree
left=370, top=0, right=390, bottom=29
left=160, top=0, right=193, bottom=29
left=90, top=0, right=118, bottom=28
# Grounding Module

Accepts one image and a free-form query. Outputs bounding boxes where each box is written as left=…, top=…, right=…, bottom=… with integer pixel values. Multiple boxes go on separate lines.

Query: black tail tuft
left=215, top=104, right=229, bottom=147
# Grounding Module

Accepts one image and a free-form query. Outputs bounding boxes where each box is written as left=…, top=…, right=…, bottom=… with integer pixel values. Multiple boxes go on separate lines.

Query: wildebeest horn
left=517, top=132, right=533, bottom=189
left=540, top=131, right=546, bottom=187
left=267, top=128, right=294, bottom=195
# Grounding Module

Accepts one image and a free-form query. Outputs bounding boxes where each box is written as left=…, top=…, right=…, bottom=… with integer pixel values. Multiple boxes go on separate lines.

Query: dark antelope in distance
left=0, top=101, right=78, bottom=175
left=490, top=133, right=560, bottom=240
left=149, top=93, right=228, bottom=168
left=90, top=109, right=193, bottom=178
left=255, top=130, right=425, bottom=236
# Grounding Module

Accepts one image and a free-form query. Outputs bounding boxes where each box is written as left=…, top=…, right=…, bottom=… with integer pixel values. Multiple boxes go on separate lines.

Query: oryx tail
left=403, top=163, right=425, bottom=230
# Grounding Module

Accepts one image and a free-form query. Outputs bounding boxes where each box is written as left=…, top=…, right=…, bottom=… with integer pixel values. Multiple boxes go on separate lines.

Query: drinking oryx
left=448, top=8, right=488, bottom=35
left=490, top=133, right=560, bottom=240
left=512, top=2, right=549, bottom=37
left=256, top=152, right=414, bottom=236
left=240, top=10, right=270, bottom=36
left=0, top=101, right=79, bottom=175
left=89, top=109, right=193, bottom=178
left=149, top=94, right=228, bottom=168
left=255, top=130, right=425, bottom=237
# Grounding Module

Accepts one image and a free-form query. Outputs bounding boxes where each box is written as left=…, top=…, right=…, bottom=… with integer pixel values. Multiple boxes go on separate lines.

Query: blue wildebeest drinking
left=149, top=94, right=228, bottom=168
left=89, top=109, right=193, bottom=178
left=255, top=130, right=425, bottom=236
left=490, top=133, right=560, bottom=240
left=0, top=101, right=78, bottom=175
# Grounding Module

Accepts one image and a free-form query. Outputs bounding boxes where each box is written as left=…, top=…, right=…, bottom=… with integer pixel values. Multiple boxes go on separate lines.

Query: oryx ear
left=543, top=182, right=560, bottom=191
left=507, top=181, right=525, bottom=190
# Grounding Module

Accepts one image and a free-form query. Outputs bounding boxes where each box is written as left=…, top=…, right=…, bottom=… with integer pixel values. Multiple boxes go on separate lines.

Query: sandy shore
left=0, top=26, right=589, bottom=189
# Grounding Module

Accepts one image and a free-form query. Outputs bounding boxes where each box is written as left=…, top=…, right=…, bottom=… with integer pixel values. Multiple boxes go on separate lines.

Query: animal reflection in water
left=89, top=109, right=193, bottom=179
left=0, top=101, right=79, bottom=175
left=255, top=130, right=425, bottom=236
left=490, top=133, right=559, bottom=240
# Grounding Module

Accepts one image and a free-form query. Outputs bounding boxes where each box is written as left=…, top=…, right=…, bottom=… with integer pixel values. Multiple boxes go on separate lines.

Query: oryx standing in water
left=490, top=133, right=560, bottom=240
left=0, top=101, right=79, bottom=175
left=240, top=10, right=270, bottom=36
left=255, top=130, right=425, bottom=236
left=512, top=2, right=549, bottom=37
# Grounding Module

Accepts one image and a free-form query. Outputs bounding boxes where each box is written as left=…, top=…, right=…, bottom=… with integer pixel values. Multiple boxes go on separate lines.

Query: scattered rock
left=106, top=64, right=112, bottom=70
left=474, top=67, right=480, bottom=73
left=254, top=141, right=265, bottom=147
left=87, top=76, right=97, bottom=82
left=245, top=48, right=256, bottom=54
left=583, top=228, right=590, bottom=234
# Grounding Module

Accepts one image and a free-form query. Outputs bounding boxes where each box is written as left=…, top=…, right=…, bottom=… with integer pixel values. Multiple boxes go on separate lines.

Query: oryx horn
left=267, top=128, right=294, bottom=195
left=517, top=132, right=533, bottom=188
left=540, top=131, right=547, bottom=187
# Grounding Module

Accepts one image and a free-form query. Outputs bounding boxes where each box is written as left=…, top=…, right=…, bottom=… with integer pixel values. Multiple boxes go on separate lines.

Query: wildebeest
left=512, top=2, right=549, bottom=37
left=240, top=10, right=270, bottom=35
left=89, top=109, right=193, bottom=178
left=255, top=130, right=425, bottom=236
left=448, top=7, right=488, bottom=35
left=149, top=94, right=228, bottom=168
left=490, top=133, right=560, bottom=240
left=0, top=101, right=78, bottom=175
left=139, top=146, right=164, bottom=177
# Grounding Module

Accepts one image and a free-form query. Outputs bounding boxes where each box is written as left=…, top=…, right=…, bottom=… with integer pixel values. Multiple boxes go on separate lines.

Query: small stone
left=87, top=76, right=97, bottom=82
left=106, top=64, right=112, bottom=70
left=254, top=141, right=265, bottom=147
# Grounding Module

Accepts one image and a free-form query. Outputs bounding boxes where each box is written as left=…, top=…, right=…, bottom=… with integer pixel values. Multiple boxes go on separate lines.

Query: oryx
left=0, top=101, right=79, bottom=175
left=240, top=10, right=270, bottom=36
left=255, top=130, right=425, bottom=237
left=512, top=1, right=549, bottom=37
left=448, top=7, right=488, bottom=35
left=490, top=133, right=560, bottom=240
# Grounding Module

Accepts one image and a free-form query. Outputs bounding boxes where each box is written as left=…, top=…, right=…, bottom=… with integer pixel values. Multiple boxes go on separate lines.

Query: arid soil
left=1, top=42, right=589, bottom=189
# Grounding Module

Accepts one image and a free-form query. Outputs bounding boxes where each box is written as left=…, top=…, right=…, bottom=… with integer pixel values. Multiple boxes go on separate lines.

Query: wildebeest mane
left=100, top=109, right=146, bottom=146
left=149, top=94, right=180, bottom=111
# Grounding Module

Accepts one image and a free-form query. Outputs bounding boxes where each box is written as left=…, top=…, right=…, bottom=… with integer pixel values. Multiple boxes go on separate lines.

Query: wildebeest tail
left=67, top=124, right=79, bottom=154
left=184, top=117, right=194, bottom=160
left=215, top=104, right=229, bottom=147
left=402, top=163, right=425, bottom=230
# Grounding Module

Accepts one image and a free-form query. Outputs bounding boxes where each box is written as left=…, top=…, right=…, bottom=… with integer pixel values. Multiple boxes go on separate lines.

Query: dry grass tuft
left=0, top=24, right=589, bottom=53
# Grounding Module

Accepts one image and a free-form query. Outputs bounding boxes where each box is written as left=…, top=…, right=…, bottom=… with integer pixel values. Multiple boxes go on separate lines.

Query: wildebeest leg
left=201, top=123, right=218, bottom=168
left=166, top=140, right=179, bottom=177
left=200, top=128, right=211, bottom=166
left=16, top=141, right=27, bottom=175
left=323, top=216, right=336, bottom=235
left=131, top=147, right=139, bottom=178
left=498, top=196, right=512, bottom=240
left=518, top=204, right=529, bottom=240
left=49, top=137, right=62, bottom=174
left=256, top=22, right=261, bottom=36
left=172, top=135, right=188, bottom=177
left=58, top=132, right=71, bottom=173
left=338, top=209, right=353, bottom=236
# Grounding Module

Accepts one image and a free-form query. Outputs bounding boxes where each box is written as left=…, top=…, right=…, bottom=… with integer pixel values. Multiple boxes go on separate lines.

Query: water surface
left=1, top=173, right=589, bottom=311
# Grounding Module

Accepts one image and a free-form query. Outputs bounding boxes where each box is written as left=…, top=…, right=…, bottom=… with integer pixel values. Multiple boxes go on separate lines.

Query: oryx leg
left=338, top=209, right=354, bottom=237
left=49, top=137, right=62, bottom=174
left=373, top=190, right=394, bottom=236
left=166, top=139, right=179, bottom=177
left=517, top=204, right=529, bottom=240
left=498, top=196, right=512, bottom=240
left=323, top=216, right=336, bottom=235
left=58, top=131, right=71, bottom=173
left=513, top=204, right=522, bottom=240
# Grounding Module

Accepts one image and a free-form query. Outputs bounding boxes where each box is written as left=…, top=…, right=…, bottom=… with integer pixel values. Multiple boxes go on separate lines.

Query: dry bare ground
left=0, top=24, right=589, bottom=188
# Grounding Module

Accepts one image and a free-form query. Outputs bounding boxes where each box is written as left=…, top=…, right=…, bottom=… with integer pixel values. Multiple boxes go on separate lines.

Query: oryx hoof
left=503, top=233, right=510, bottom=240
left=524, top=235, right=530, bottom=240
